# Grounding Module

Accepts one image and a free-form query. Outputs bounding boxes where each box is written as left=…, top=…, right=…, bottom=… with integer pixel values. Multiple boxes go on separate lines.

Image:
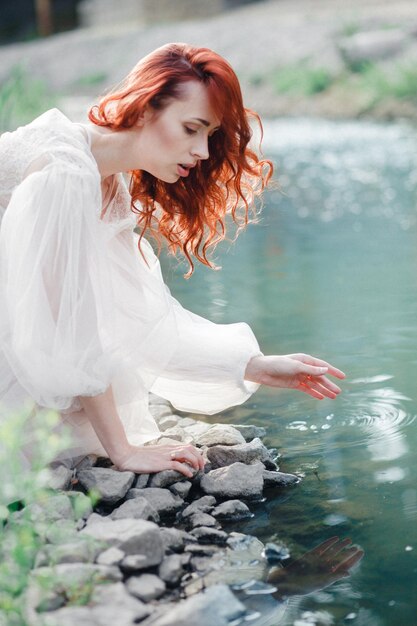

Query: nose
left=191, top=135, right=209, bottom=161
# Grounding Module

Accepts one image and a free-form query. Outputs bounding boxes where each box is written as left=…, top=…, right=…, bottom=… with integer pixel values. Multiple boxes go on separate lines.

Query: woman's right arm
left=79, top=388, right=205, bottom=477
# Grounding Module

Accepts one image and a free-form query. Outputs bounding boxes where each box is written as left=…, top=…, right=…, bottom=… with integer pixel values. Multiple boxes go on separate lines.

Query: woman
left=0, top=43, right=344, bottom=476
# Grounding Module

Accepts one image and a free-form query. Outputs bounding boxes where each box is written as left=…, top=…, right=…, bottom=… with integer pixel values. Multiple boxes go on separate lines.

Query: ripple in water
left=286, top=382, right=416, bottom=457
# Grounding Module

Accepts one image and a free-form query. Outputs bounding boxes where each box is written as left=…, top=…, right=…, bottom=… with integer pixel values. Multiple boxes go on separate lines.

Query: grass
left=269, top=62, right=334, bottom=96
left=0, top=65, right=57, bottom=133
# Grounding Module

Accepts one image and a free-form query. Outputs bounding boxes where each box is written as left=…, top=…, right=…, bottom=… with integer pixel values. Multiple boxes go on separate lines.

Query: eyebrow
left=190, top=117, right=220, bottom=129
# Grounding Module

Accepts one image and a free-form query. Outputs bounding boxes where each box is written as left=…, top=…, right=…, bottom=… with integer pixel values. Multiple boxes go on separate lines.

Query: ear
left=137, top=106, right=154, bottom=127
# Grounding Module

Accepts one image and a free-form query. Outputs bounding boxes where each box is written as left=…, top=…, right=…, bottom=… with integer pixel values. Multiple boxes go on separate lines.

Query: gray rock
left=200, top=462, right=264, bottom=500
left=127, top=487, right=183, bottom=517
left=96, top=546, right=125, bottom=566
left=34, top=540, right=103, bottom=567
left=36, top=606, right=94, bottom=626
left=74, top=454, right=98, bottom=470
left=158, top=415, right=181, bottom=431
left=148, top=584, right=246, bottom=626
left=148, top=469, right=187, bottom=489
left=44, top=519, right=79, bottom=544
left=187, top=512, right=218, bottom=529
left=158, top=554, right=185, bottom=586
left=206, top=438, right=273, bottom=469
left=196, top=424, right=246, bottom=447
left=182, top=421, right=211, bottom=438
left=126, top=573, right=166, bottom=601
left=24, top=493, right=74, bottom=524
left=184, top=544, right=219, bottom=557
left=85, top=512, right=107, bottom=526
left=76, top=467, right=135, bottom=505
left=134, top=473, right=150, bottom=489
left=169, top=480, right=192, bottom=498
left=110, top=497, right=160, bottom=523
left=160, top=527, right=197, bottom=553
left=263, top=469, right=300, bottom=487
left=81, top=519, right=164, bottom=561
left=339, top=29, right=406, bottom=65
left=212, top=500, right=252, bottom=521
left=148, top=403, right=174, bottom=421
left=190, top=526, right=228, bottom=545
left=232, top=424, right=267, bottom=441
left=45, top=464, right=73, bottom=490
left=91, top=582, right=150, bottom=624
left=181, top=495, right=217, bottom=518
left=160, top=426, right=194, bottom=444
left=120, top=553, right=156, bottom=573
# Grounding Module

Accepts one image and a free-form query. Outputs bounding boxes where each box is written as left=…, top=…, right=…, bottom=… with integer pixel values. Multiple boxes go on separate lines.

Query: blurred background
left=1, top=2, right=417, bottom=626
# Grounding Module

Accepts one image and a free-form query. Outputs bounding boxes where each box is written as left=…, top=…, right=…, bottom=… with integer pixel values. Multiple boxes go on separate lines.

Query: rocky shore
left=15, top=393, right=300, bottom=626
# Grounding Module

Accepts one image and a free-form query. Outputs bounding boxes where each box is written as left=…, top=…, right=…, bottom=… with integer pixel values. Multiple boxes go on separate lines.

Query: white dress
left=0, top=108, right=261, bottom=461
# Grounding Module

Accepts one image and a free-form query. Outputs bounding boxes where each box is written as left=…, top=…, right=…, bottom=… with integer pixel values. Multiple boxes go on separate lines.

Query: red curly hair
left=89, top=43, right=273, bottom=275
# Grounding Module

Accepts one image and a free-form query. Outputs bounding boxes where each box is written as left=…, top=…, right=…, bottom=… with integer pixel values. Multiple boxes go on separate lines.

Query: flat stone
left=126, top=573, right=166, bottom=601
left=190, top=526, right=228, bottom=545
left=187, top=512, right=218, bottom=529
left=158, top=554, right=185, bottom=586
left=77, top=467, right=135, bottom=505
left=182, top=421, right=211, bottom=438
left=160, top=426, right=194, bottom=444
left=206, top=438, right=274, bottom=469
left=148, top=584, right=246, bottom=626
left=232, top=424, right=267, bottom=441
left=263, top=469, right=300, bottom=487
left=110, top=497, right=160, bottom=522
left=148, top=469, right=187, bottom=489
left=212, top=500, right=252, bottom=521
left=127, top=488, right=183, bottom=517
left=181, top=495, right=216, bottom=519
left=80, top=518, right=164, bottom=561
left=120, top=553, right=154, bottom=573
left=169, top=480, right=192, bottom=498
left=195, top=424, right=246, bottom=447
left=200, top=462, right=264, bottom=500
left=184, top=544, right=219, bottom=557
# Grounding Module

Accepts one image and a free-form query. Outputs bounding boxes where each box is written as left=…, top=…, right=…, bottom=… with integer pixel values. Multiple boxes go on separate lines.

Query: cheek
left=154, top=119, right=183, bottom=155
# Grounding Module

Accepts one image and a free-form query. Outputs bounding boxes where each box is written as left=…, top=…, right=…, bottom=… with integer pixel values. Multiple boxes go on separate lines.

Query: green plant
left=0, top=65, right=56, bottom=133
left=271, top=62, right=334, bottom=96
left=0, top=409, right=71, bottom=625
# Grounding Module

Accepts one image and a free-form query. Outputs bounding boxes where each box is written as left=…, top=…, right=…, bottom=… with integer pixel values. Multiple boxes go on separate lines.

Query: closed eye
left=184, top=126, right=197, bottom=135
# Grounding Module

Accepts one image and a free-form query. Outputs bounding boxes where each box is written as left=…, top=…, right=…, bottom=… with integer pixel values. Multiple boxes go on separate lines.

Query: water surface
left=162, top=118, right=417, bottom=626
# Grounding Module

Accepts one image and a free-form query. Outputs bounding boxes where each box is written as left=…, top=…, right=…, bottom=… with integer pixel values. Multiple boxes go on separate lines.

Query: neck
left=86, top=125, right=143, bottom=178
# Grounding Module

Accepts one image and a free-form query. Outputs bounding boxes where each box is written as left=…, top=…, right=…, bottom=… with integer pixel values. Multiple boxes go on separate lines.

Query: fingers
left=169, top=444, right=205, bottom=473
left=292, top=354, right=346, bottom=380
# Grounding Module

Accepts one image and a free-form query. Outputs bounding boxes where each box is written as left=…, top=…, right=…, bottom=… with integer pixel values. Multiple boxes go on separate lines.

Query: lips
left=177, top=163, right=196, bottom=177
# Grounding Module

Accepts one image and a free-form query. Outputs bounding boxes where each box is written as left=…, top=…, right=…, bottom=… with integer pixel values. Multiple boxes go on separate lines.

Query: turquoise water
left=163, top=119, right=417, bottom=626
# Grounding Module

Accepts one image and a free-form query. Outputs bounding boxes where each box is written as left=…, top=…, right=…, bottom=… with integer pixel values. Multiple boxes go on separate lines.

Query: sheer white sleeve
left=0, top=155, right=117, bottom=410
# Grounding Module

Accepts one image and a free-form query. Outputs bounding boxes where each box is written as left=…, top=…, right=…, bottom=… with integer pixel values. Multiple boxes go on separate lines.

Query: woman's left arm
left=244, top=353, right=345, bottom=400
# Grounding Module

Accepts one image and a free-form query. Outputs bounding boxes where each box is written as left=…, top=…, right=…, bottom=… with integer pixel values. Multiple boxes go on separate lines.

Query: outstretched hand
left=267, top=536, right=364, bottom=598
left=115, top=442, right=205, bottom=478
left=245, top=353, right=346, bottom=400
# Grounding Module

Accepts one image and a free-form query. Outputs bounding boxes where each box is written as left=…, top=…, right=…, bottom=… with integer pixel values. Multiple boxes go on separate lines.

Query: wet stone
left=190, top=526, right=228, bottom=545
left=186, top=512, right=218, bottom=529
left=212, top=499, right=252, bottom=521
left=262, top=469, right=300, bottom=487
left=184, top=544, right=220, bottom=557
left=232, top=424, right=267, bottom=442
left=200, top=462, right=264, bottom=500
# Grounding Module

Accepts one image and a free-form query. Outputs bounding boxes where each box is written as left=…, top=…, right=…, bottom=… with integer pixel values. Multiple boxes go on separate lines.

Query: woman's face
left=137, top=80, right=220, bottom=183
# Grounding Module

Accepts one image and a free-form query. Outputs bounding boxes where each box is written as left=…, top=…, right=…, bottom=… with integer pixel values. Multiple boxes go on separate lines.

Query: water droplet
left=405, top=545, right=413, bottom=552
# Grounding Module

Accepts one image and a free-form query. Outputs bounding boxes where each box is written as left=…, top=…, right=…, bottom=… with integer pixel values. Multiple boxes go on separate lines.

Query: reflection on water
left=162, top=119, right=417, bottom=625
